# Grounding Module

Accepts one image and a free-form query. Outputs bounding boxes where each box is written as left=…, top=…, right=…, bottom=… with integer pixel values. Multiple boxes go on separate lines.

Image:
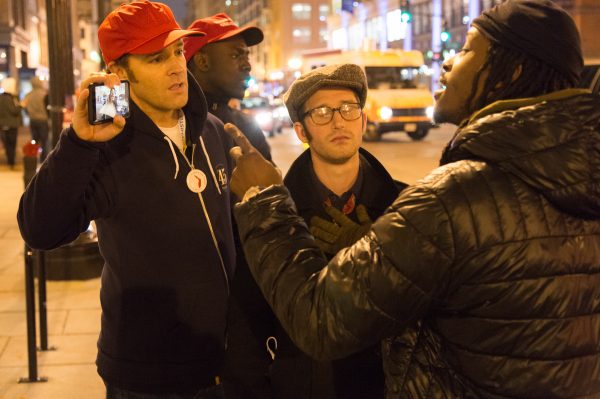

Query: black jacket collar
left=284, top=147, right=403, bottom=219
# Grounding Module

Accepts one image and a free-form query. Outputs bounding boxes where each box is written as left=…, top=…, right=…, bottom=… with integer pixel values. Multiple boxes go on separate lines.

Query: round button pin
left=186, top=169, right=207, bottom=193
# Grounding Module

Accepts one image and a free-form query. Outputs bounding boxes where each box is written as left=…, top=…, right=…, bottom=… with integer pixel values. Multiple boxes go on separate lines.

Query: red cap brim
left=215, top=26, right=264, bottom=47
left=184, top=26, right=263, bottom=62
left=130, top=29, right=205, bottom=56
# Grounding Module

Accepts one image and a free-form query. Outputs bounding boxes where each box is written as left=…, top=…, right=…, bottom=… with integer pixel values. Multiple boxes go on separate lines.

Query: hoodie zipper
left=165, top=136, right=230, bottom=295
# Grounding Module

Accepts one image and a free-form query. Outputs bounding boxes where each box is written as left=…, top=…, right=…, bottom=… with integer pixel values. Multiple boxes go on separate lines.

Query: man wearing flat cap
left=223, top=0, right=600, bottom=397
left=18, top=1, right=236, bottom=398
left=228, top=64, right=404, bottom=398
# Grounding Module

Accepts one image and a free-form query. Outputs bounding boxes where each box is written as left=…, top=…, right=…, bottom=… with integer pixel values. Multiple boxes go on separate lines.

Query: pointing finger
left=224, top=123, right=253, bottom=154
left=229, top=146, right=243, bottom=162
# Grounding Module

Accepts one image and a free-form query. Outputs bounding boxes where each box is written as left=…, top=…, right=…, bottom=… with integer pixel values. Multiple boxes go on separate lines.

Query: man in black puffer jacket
left=226, top=0, right=600, bottom=397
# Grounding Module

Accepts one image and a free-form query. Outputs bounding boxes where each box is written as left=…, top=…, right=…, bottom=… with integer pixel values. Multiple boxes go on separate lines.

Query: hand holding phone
left=72, top=73, right=127, bottom=143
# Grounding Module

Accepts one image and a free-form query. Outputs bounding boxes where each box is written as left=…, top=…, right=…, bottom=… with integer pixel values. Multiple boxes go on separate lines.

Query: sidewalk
left=0, top=128, right=105, bottom=399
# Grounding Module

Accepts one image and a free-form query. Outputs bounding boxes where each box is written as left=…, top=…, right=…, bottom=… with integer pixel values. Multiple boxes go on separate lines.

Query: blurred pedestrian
left=225, top=0, right=600, bottom=397
left=0, top=77, right=22, bottom=169
left=184, top=14, right=274, bottom=399
left=18, top=1, right=235, bottom=398
left=22, top=76, right=49, bottom=161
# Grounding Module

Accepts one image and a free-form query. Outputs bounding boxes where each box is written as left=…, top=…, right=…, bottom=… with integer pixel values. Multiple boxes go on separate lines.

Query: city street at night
left=1, top=0, right=599, bottom=397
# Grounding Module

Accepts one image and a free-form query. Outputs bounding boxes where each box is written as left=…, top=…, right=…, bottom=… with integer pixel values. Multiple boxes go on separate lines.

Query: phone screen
left=88, top=80, right=130, bottom=125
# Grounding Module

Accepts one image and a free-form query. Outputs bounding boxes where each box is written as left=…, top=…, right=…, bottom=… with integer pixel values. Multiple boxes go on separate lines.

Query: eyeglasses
left=302, top=103, right=362, bottom=125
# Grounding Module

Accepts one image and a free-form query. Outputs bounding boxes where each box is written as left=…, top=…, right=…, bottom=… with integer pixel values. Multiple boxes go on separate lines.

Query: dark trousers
left=105, top=383, right=225, bottom=399
left=1, top=127, right=18, bottom=167
left=29, top=119, right=49, bottom=161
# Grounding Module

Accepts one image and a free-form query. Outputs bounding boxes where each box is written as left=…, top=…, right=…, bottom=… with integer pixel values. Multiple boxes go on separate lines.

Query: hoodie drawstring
left=164, top=137, right=180, bottom=179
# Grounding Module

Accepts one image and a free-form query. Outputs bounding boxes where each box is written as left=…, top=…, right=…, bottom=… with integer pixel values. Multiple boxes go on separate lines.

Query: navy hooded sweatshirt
left=17, top=72, right=236, bottom=394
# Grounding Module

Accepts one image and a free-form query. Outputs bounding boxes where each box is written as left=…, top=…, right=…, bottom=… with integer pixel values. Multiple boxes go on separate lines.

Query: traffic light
left=400, top=0, right=412, bottom=23
left=441, top=21, right=450, bottom=43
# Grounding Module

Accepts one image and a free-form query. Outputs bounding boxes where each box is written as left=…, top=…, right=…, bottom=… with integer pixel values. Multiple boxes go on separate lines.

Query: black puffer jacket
left=234, top=90, right=600, bottom=398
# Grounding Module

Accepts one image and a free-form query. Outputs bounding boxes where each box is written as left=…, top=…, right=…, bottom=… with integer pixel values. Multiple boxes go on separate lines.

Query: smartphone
left=87, top=80, right=131, bottom=125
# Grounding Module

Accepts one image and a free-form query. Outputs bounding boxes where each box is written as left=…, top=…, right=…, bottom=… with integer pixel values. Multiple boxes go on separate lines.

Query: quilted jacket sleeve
left=234, top=183, right=455, bottom=361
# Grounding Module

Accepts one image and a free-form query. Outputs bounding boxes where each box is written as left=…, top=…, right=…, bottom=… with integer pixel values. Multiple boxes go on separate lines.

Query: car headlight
left=255, top=111, right=273, bottom=127
left=426, top=106, right=434, bottom=119
left=379, top=106, right=393, bottom=121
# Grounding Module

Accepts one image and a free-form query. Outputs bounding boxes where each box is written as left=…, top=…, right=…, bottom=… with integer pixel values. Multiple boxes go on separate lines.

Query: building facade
left=0, top=0, right=49, bottom=89
left=0, top=0, right=103, bottom=97
left=324, top=0, right=599, bottom=91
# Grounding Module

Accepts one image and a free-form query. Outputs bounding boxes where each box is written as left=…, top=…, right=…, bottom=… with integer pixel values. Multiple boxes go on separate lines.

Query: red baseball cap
left=183, top=13, right=264, bottom=62
left=98, top=1, right=205, bottom=64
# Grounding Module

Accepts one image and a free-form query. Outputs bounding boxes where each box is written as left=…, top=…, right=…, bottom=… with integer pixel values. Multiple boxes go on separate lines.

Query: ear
left=192, top=51, right=210, bottom=72
left=107, top=61, right=128, bottom=80
left=293, top=122, right=309, bottom=144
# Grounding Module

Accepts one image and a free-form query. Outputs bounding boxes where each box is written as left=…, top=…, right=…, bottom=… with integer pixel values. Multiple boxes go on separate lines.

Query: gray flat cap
left=283, top=63, right=367, bottom=123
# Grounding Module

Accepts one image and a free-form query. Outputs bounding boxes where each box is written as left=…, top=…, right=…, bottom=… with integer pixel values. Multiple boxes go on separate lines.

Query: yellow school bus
left=301, top=49, right=435, bottom=141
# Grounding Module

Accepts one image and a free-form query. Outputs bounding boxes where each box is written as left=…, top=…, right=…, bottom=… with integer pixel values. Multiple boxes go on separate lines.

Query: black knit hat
left=472, top=0, right=583, bottom=86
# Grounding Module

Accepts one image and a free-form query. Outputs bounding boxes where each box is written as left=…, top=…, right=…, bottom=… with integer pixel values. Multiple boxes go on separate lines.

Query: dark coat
left=200, top=92, right=275, bottom=399
left=272, top=147, right=402, bottom=399
left=234, top=90, right=600, bottom=398
left=18, top=72, right=235, bottom=394
left=0, top=92, right=22, bottom=129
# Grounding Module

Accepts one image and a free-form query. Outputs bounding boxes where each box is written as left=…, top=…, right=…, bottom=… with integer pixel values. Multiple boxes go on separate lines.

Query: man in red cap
left=184, top=13, right=272, bottom=161
left=18, top=2, right=234, bottom=398
left=183, top=14, right=274, bottom=398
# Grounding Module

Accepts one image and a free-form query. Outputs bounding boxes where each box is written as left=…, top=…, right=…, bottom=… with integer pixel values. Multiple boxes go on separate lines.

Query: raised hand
left=310, top=204, right=372, bottom=255
left=72, top=73, right=126, bottom=142
left=224, top=123, right=282, bottom=198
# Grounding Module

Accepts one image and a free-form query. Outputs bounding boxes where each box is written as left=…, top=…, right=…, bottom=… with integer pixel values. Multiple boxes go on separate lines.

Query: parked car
left=271, top=97, right=293, bottom=128
left=240, top=96, right=282, bottom=137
